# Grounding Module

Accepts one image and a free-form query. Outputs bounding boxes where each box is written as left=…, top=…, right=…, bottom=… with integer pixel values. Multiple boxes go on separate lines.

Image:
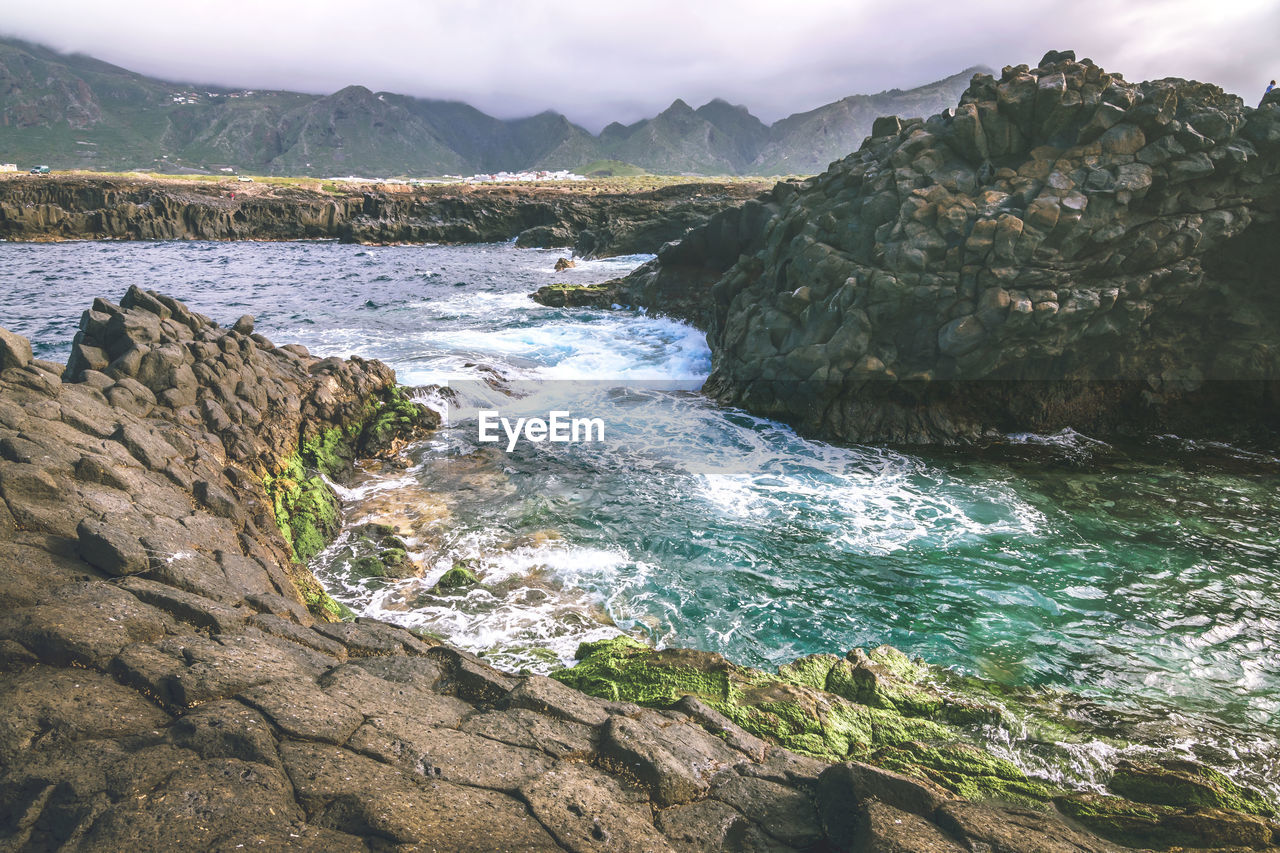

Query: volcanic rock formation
left=0, top=176, right=766, bottom=259
left=590, top=51, right=1280, bottom=444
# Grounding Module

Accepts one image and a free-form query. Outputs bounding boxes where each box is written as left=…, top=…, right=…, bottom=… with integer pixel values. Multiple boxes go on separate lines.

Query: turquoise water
left=3, top=240, right=1278, bottom=792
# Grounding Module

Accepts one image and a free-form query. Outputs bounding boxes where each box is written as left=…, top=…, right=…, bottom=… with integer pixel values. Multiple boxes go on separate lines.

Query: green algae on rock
left=56, top=283, right=438, bottom=622
left=550, top=635, right=1280, bottom=822
left=550, top=635, right=1056, bottom=804
left=1108, top=759, right=1276, bottom=817
left=531, top=281, right=618, bottom=308
left=1055, top=791, right=1277, bottom=849
left=434, top=560, right=481, bottom=591
left=872, top=740, right=1056, bottom=807
left=261, top=385, right=437, bottom=617
left=263, top=449, right=342, bottom=564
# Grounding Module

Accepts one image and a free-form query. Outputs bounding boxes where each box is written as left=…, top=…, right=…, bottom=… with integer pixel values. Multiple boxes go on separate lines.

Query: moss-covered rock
left=1056, top=792, right=1276, bottom=849
left=263, top=453, right=342, bottom=564
left=551, top=637, right=1280, bottom=823
left=350, top=554, right=390, bottom=579
left=531, top=282, right=617, bottom=308
left=434, top=560, right=480, bottom=591
left=293, top=571, right=356, bottom=621
left=872, top=741, right=1056, bottom=808
left=379, top=547, right=409, bottom=573
left=1107, top=759, right=1275, bottom=817
left=358, top=386, right=439, bottom=457
left=550, top=635, right=1053, bottom=805
left=263, top=385, right=437, bottom=618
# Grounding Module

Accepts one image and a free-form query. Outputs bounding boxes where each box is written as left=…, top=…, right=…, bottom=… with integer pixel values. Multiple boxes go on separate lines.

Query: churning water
left=4, top=239, right=1278, bottom=796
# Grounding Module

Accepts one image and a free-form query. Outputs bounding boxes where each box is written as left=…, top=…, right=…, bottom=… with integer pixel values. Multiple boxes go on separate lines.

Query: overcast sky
left=3, top=0, right=1275, bottom=131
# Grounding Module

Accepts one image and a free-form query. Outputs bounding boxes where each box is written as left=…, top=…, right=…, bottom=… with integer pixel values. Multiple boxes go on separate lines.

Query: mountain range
left=0, top=37, right=987, bottom=177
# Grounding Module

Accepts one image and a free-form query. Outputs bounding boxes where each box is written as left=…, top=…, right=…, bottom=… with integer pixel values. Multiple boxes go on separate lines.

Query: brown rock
left=521, top=762, right=676, bottom=853
left=0, top=327, right=33, bottom=371
left=282, top=741, right=559, bottom=851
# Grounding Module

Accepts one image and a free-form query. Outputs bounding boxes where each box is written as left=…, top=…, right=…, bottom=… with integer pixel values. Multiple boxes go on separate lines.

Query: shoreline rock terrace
left=1, top=289, right=1277, bottom=850
left=0, top=175, right=769, bottom=259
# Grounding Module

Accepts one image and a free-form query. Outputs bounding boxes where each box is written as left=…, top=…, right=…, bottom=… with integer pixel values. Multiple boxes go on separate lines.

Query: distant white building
left=0, top=163, right=17, bottom=173
left=465, top=170, right=585, bottom=184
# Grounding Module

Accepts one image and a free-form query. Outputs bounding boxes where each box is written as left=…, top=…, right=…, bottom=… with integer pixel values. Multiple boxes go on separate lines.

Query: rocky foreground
left=0, top=175, right=768, bottom=258
left=549, top=51, right=1280, bottom=444
left=1, top=290, right=1277, bottom=851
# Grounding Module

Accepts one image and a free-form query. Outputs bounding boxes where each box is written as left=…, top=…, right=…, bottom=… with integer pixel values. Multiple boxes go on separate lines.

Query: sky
left=3, top=0, right=1276, bottom=132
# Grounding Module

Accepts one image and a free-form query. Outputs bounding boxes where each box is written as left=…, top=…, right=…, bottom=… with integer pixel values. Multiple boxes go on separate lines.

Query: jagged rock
left=346, top=716, right=554, bottom=792
left=237, top=677, right=364, bottom=744
left=818, top=761, right=955, bottom=828
left=165, top=699, right=281, bottom=767
left=0, top=327, right=33, bottom=371
left=600, top=714, right=741, bottom=806
left=500, top=673, right=612, bottom=726
left=708, top=771, right=825, bottom=849
left=0, top=667, right=171, bottom=765
left=426, top=644, right=519, bottom=703
left=75, top=517, right=149, bottom=576
left=281, top=741, right=561, bottom=851
left=460, top=708, right=598, bottom=760
left=596, top=53, right=1280, bottom=444
left=655, top=799, right=750, bottom=852
left=860, top=800, right=969, bottom=853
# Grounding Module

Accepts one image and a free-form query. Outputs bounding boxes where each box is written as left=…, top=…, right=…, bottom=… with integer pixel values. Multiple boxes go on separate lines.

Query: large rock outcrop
left=599, top=52, right=1280, bottom=444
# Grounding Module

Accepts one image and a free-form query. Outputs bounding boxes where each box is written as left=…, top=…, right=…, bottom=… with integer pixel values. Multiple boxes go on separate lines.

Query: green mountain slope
left=0, top=37, right=989, bottom=176
left=752, top=67, right=988, bottom=174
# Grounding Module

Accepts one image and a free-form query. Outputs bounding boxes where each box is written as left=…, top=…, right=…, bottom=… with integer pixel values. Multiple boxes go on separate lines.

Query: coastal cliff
left=0, top=175, right=768, bottom=258
left=569, top=52, right=1280, bottom=444
left=2, top=290, right=1277, bottom=850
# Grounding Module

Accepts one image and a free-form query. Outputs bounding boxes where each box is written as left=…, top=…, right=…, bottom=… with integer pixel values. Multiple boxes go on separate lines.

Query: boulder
left=0, top=328, right=33, bottom=371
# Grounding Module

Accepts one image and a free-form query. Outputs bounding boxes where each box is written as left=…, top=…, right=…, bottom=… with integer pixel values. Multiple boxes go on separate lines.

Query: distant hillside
left=751, top=67, right=988, bottom=174
left=0, top=37, right=988, bottom=176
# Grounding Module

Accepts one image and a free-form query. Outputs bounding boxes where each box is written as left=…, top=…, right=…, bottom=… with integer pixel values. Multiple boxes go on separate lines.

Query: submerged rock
left=434, top=559, right=481, bottom=591
left=531, top=281, right=617, bottom=307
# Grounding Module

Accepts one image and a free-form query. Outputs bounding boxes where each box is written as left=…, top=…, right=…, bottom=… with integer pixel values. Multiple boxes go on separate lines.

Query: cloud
left=2, top=0, right=1273, bottom=130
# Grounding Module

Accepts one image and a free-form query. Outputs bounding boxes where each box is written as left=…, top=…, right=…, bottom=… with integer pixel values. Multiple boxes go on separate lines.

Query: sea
left=3, top=239, right=1277, bottom=800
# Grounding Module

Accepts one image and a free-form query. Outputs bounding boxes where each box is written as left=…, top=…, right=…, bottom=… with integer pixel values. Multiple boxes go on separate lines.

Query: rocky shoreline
left=0, top=175, right=769, bottom=258
left=547, top=52, right=1280, bottom=445
left=1, top=289, right=1277, bottom=851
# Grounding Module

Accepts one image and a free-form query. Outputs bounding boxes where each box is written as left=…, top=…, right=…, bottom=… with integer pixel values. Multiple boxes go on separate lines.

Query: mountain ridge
left=0, top=36, right=988, bottom=176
